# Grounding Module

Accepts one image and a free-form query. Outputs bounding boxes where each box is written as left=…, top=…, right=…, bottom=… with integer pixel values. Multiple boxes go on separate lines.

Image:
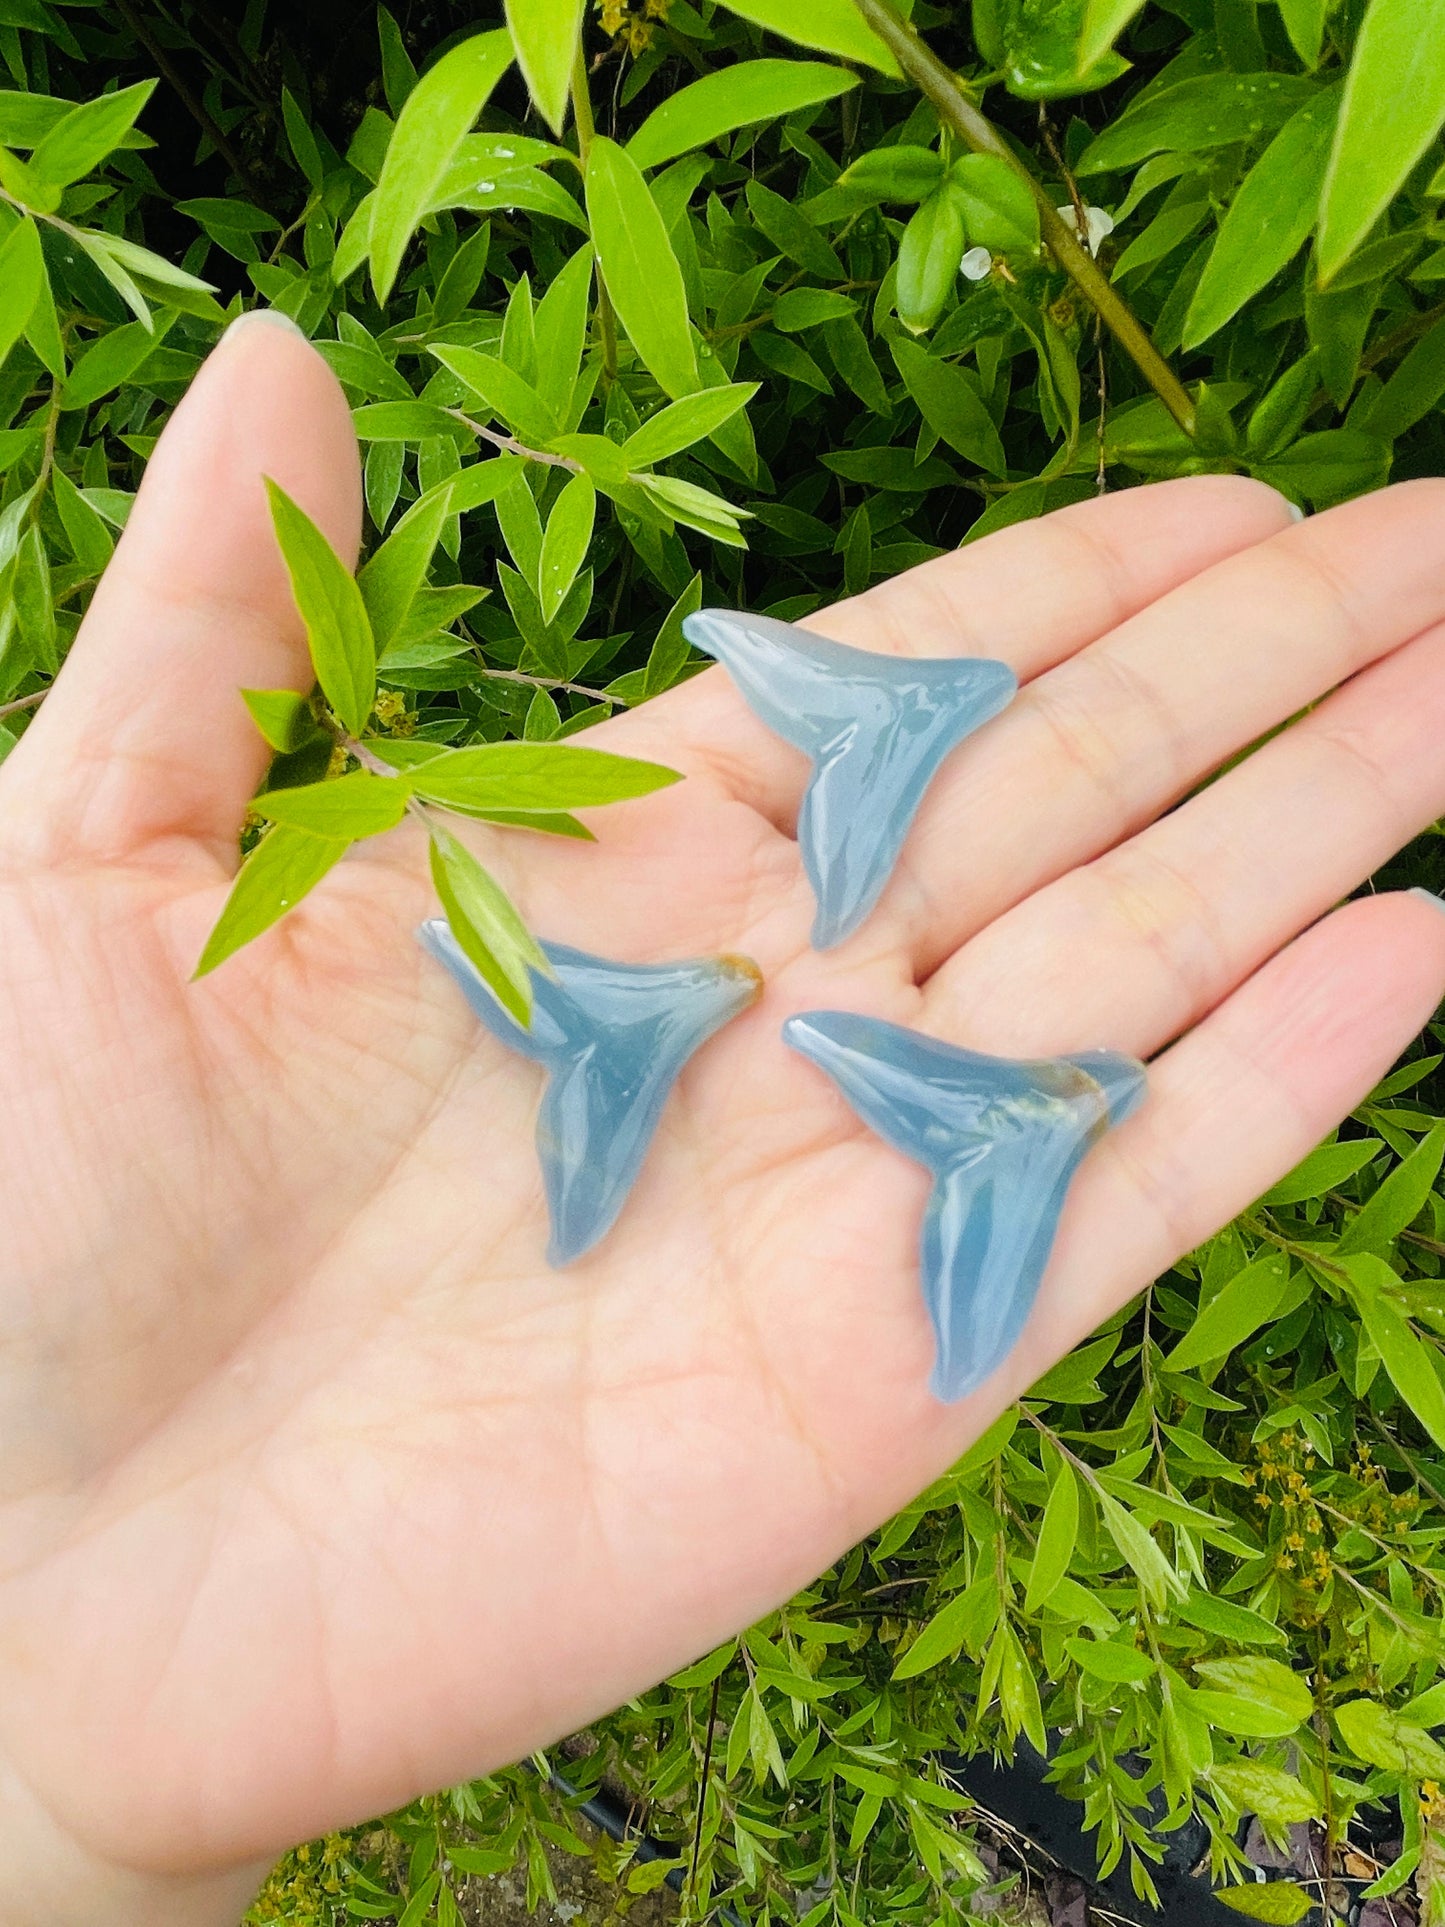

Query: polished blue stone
left=682, top=609, right=1017, bottom=949
left=419, top=919, right=762, bottom=1266
left=783, top=1011, right=1147, bottom=1401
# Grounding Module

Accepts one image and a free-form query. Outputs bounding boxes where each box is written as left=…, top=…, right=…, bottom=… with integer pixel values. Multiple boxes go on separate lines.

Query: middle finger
left=885, top=477, right=1445, bottom=977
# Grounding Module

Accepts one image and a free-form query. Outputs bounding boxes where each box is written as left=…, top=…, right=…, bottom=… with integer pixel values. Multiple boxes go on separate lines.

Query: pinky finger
left=1002, top=890, right=1445, bottom=1389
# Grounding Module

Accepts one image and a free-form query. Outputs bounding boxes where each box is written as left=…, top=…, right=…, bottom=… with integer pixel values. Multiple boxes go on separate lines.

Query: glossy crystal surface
left=683, top=609, right=1017, bottom=948
left=783, top=1011, right=1146, bottom=1401
left=419, top=919, right=762, bottom=1266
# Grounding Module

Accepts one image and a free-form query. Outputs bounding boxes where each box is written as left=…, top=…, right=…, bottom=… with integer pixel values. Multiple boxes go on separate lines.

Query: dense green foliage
left=6, top=0, right=1445, bottom=1921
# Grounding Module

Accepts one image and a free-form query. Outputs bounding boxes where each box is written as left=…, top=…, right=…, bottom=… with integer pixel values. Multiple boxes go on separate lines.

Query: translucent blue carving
left=418, top=919, right=762, bottom=1266
left=682, top=609, right=1017, bottom=948
left=783, top=1012, right=1147, bottom=1401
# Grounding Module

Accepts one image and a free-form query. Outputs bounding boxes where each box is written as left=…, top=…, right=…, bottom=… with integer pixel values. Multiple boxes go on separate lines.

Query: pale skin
left=2, top=311, right=1445, bottom=1925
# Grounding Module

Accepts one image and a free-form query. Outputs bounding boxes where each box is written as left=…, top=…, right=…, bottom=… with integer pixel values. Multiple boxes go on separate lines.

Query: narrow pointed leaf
left=538, top=472, right=595, bottom=624
left=371, top=29, right=514, bottom=302
left=253, top=771, right=411, bottom=836
left=1024, top=1460, right=1078, bottom=1613
left=1317, top=0, right=1445, bottom=283
left=621, top=385, right=759, bottom=468
left=193, top=825, right=349, bottom=977
left=626, top=60, right=859, bottom=171
left=1184, top=90, right=1339, bottom=348
left=265, top=479, right=375, bottom=738
left=358, top=483, right=454, bottom=653
left=710, top=0, right=899, bottom=74
left=585, top=136, right=698, bottom=400
left=411, top=742, right=681, bottom=812
left=504, top=0, right=583, bottom=135
left=428, top=827, right=546, bottom=1027
left=30, top=80, right=154, bottom=189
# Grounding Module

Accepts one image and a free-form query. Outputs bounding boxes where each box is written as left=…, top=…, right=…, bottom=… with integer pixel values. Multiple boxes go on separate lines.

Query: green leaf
left=1194, top=1657, right=1312, bottom=1730
left=1097, top=1488, right=1186, bottom=1606
left=896, top=188, right=965, bottom=333
left=1024, top=1460, right=1078, bottom=1613
left=265, top=479, right=375, bottom=739
left=1342, top=1254, right=1445, bottom=1451
left=626, top=59, right=858, bottom=171
left=1165, top=1254, right=1295, bottom=1372
left=948, top=153, right=1040, bottom=255
left=1334, top=1698, right=1445, bottom=1777
left=242, top=688, right=314, bottom=753
left=835, top=144, right=946, bottom=207
left=1216, top=1883, right=1313, bottom=1925
left=1076, top=73, right=1318, bottom=174
left=282, top=87, right=324, bottom=190
left=890, top=337, right=1006, bottom=475
left=0, top=216, right=43, bottom=371
left=621, top=385, right=759, bottom=467
left=59, top=316, right=173, bottom=410
left=370, top=29, right=514, bottom=302
left=1174, top=1592, right=1287, bottom=1646
left=429, top=827, right=547, bottom=1027
left=1077, top=0, right=1146, bottom=72
left=771, top=288, right=857, bottom=331
left=1064, top=1634, right=1155, bottom=1682
left=253, top=771, right=411, bottom=836
left=1183, top=89, right=1340, bottom=348
left=51, top=467, right=114, bottom=574
left=1317, top=0, right=1445, bottom=283
left=585, top=136, right=699, bottom=400
left=352, top=401, right=473, bottom=444
left=538, top=473, right=595, bottom=625
left=1338, top=1124, right=1445, bottom=1254
left=1365, top=315, right=1445, bottom=438
left=1209, top=1762, right=1318, bottom=1827
left=1260, top=1135, right=1382, bottom=1205
left=429, top=344, right=557, bottom=446
left=1188, top=1688, right=1306, bottom=1740
left=710, top=0, right=900, bottom=74
left=640, top=473, right=750, bottom=545
left=533, top=243, right=593, bottom=424
left=504, top=0, right=584, bottom=136
left=411, top=742, right=681, bottom=812
left=358, top=483, right=454, bottom=654
left=745, top=177, right=843, bottom=278
left=894, top=1573, right=999, bottom=1678
left=29, top=80, right=154, bottom=189
left=193, top=825, right=349, bottom=978
left=1278, top=0, right=1328, bottom=66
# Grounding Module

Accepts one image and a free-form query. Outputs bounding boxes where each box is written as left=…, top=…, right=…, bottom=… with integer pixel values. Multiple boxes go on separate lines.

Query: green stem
left=570, top=42, right=618, bottom=383
left=848, top=0, right=1197, bottom=439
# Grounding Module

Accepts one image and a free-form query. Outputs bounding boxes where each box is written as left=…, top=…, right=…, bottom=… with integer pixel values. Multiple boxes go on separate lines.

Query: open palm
left=1, top=319, right=1443, bottom=1913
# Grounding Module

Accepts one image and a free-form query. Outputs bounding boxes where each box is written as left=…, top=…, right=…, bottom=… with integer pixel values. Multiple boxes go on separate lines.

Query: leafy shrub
left=4, top=0, right=1445, bottom=1921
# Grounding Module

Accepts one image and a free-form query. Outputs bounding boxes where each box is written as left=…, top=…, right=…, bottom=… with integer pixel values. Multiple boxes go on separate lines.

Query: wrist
left=0, top=1757, right=262, bottom=1927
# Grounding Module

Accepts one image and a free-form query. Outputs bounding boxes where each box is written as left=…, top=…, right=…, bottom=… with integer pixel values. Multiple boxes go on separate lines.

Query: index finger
left=587, top=475, right=1298, bottom=829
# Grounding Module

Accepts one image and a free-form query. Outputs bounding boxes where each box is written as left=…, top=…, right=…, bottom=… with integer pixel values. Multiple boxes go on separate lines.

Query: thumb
left=2, top=310, right=360, bottom=871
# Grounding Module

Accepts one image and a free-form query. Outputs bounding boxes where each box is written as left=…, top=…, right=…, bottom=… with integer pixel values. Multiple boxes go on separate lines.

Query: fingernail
left=1287, top=501, right=1306, bottom=522
left=221, top=307, right=308, bottom=343
left=1408, top=888, right=1445, bottom=915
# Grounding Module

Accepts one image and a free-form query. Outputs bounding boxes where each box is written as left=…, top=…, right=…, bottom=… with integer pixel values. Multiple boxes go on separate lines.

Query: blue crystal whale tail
left=783, top=1011, right=1146, bottom=1402
left=420, top=920, right=762, bottom=1265
left=683, top=609, right=1017, bottom=949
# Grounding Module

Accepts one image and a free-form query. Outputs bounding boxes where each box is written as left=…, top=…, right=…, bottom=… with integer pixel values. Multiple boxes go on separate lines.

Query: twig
left=110, top=0, right=270, bottom=204
left=449, top=412, right=583, bottom=470
left=848, top=0, right=1197, bottom=438
left=0, top=688, right=46, bottom=721
left=485, top=666, right=622, bottom=705
left=686, top=1674, right=722, bottom=1915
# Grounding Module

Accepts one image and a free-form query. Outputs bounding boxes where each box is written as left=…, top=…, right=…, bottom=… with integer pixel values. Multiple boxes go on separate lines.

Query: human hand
left=1, top=317, right=1442, bottom=1922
